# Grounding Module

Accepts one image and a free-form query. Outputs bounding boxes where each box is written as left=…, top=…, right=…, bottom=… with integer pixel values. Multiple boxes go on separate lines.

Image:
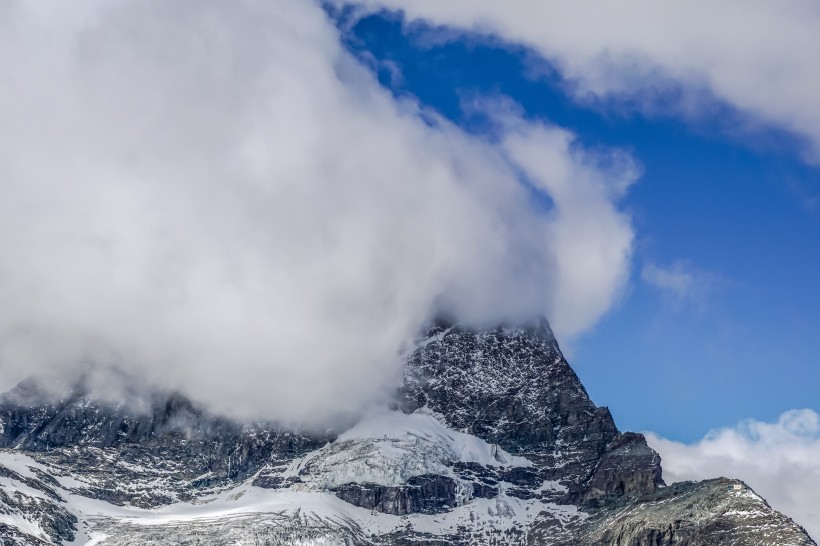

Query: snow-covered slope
left=0, top=413, right=576, bottom=545
left=296, top=409, right=531, bottom=489
left=0, top=321, right=814, bottom=545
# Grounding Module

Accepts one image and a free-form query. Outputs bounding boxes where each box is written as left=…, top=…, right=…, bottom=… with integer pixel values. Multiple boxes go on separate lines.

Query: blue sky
left=336, top=8, right=820, bottom=442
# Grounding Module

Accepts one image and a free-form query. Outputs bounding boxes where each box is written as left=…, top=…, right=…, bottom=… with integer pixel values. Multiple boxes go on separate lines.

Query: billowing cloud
left=347, top=0, right=820, bottom=162
left=0, top=0, right=635, bottom=423
left=647, top=410, right=820, bottom=540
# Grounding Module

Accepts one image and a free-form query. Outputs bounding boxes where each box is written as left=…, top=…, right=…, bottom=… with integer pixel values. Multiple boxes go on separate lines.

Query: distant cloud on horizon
left=647, top=409, right=820, bottom=541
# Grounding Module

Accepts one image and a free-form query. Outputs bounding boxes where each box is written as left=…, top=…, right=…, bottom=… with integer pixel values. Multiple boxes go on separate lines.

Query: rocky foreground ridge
left=0, top=320, right=815, bottom=545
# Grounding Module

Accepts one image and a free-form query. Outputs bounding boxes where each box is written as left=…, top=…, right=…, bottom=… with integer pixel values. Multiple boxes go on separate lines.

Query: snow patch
left=295, top=409, right=530, bottom=488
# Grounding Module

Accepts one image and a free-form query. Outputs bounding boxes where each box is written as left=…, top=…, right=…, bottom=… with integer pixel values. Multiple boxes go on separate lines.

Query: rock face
left=551, top=478, right=816, bottom=546
left=401, top=320, right=663, bottom=505
left=333, top=475, right=459, bottom=515
left=0, top=379, right=326, bottom=508
left=0, top=473, right=76, bottom=545
left=0, top=320, right=815, bottom=545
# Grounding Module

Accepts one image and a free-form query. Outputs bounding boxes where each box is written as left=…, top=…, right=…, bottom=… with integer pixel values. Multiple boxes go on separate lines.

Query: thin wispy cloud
left=641, top=261, right=699, bottom=303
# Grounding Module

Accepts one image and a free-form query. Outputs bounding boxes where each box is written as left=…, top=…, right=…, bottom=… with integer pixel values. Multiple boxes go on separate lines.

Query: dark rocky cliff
left=401, top=320, right=663, bottom=505
left=0, top=379, right=325, bottom=507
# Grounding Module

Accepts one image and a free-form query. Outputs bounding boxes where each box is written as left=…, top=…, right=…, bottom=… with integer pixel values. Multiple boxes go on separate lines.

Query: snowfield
left=0, top=410, right=567, bottom=545
left=295, top=408, right=531, bottom=489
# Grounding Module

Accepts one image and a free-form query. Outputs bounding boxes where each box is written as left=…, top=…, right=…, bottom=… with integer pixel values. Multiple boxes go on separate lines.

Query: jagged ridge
left=0, top=320, right=814, bottom=545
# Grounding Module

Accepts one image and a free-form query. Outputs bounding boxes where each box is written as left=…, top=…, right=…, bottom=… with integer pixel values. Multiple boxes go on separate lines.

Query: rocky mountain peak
left=402, top=320, right=663, bottom=504
left=0, top=320, right=814, bottom=545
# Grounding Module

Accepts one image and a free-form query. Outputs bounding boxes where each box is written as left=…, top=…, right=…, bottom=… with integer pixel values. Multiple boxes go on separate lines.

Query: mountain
left=0, top=320, right=815, bottom=545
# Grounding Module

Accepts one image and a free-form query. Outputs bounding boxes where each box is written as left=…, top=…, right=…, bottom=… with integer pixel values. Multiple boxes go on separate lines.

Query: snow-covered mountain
left=0, top=320, right=815, bottom=545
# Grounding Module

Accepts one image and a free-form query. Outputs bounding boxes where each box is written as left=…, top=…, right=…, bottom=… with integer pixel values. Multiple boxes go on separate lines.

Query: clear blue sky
left=338, top=10, right=820, bottom=442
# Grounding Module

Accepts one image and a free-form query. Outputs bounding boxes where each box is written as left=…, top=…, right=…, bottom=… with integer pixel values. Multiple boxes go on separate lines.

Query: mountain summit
left=0, top=322, right=814, bottom=545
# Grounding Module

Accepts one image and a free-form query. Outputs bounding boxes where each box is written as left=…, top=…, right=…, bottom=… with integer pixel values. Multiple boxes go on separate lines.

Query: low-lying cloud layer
left=0, top=0, right=635, bottom=423
left=647, top=410, right=820, bottom=540
left=350, top=0, right=820, bottom=162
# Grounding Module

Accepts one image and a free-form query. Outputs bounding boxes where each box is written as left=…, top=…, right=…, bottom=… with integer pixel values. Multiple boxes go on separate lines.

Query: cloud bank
left=0, top=0, right=635, bottom=423
left=348, top=0, right=820, bottom=162
left=647, top=409, right=820, bottom=540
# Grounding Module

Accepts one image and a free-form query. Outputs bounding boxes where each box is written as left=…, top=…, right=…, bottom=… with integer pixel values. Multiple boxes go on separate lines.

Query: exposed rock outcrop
left=401, top=320, right=664, bottom=505
left=564, top=478, right=814, bottom=546
left=333, top=474, right=459, bottom=515
left=0, top=380, right=327, bottom=508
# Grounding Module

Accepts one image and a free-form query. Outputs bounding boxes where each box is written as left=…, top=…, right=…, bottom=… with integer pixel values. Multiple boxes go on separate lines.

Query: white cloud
left=641, top=261, right=698, bottom=302
left=0, top=0, right=635, bottom=424
left=347, top=0, right=820, bottom=162
left=647, top=410, right=820, bottom=540
left=500, top=121, right=637, bottom=337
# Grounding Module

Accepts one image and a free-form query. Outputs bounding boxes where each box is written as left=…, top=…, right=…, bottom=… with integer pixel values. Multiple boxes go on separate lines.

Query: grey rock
left=0, top=380, right=328, bottom=507
left=0, top=524, right=52, bottom=546
left=581, top=431, right=664, bottom=505
left=251, top=474, right=303, bottom=489
left=569, top=478, right=814, bottom=546
left=333, top=474, right=459, bottom=515
left=401, top=320, right=663, bottom=503
left=0, top=487, right=76, bottom=544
